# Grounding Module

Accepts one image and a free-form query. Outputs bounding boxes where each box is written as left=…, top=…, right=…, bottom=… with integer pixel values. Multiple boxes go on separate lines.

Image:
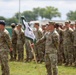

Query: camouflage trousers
left=34, top=45, right=44, bottom=62
left=0, top=50, right=10, bottom=75
left=25, top=43, right=33, bottom=61
left=73, top=46, right=76, bottom=64
left=64, top=44, right=73, bottom=65
left=45, top=53, right=58, bottom=75
left=12, top=43, right=17, bottom=60
left=16, top=44, right=24, bottom=61
left=57, top=44, right=63, bottom=64
left=9, top=43, right=17, bottom=61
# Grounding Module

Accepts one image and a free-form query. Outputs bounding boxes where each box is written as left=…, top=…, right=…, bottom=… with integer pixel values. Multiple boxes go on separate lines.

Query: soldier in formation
left=63, top=21, right=73, bottom=66
left=25, top=38, right=33, bottom=62
left=0, top=20, right=12, bottom=75
left=10, top=23, right=16, bottom=61
left=12, top=24, right=25, bottom=61
left=5, top=20, right=76, bottom=68
left=33, top=23, right=43, bottom=63
left=31, top=22, right=59, bottom=75
left=55, top=23, right=63, bottom=65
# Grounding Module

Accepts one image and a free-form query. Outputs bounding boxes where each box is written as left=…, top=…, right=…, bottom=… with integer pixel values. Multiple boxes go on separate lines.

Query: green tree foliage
left=22, top=11, right=37, bottom=21
left=0, top=6, right=61, bottom=25
left=6, top=17, right=18, bottom=25
left=66, top=10, right=76, bottom=20
left=0, top=16, right=6, bottom=20
left=14, top=12, right=20, bottom=20
left=33, top=6, right=61, bottom=19
left=44, top=6, right=61, bottom=19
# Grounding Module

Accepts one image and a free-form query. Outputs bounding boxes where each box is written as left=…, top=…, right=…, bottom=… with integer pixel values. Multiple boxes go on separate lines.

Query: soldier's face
left=47, top=24, right=54, bottom=31
left=42, top=26, right=46, bottom=30
left=0, top=24, right=5, bottom=30
left=17, top=26, right=21, bottom=30
left=34, top=24, right=39, bottom=29
left=65, top=23, right=70, bottom=28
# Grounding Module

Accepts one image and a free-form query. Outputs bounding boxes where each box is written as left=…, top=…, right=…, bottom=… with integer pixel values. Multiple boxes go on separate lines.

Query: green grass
left=0, top=61, right=76, bottom=75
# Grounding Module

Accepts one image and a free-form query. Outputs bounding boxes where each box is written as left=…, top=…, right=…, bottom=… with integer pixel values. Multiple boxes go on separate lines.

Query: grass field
left=0, top=61, right=76, bottom=75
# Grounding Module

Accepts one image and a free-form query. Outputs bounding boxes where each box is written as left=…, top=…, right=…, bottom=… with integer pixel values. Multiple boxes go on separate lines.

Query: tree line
left=0, top=6, right=76, bottom=25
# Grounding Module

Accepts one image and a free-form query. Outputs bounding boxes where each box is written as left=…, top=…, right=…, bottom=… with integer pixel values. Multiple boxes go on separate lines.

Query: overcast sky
left=0, top=0, right=76, bottom=20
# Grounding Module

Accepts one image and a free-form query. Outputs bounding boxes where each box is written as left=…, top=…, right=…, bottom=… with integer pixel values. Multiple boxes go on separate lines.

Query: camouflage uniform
left=11, top=28, right=17, bottom=60
left=56, top=28, right=63, bottom=64
left=73, top=29, right=76, bottom=65
left=10, top=23, right=16, bottom=60
left=34, top=29, right=43, bottom=62
left=14, top=28, right=25, bottom=61
left=36, top=30, right=59, bottom=75
left=0, top=29, right=12, bottom=75
left=25, top=38, right=33, bottom=62
left=41, top=30, right=46, bottom=62
left=63, top=27, right=73, bottom=65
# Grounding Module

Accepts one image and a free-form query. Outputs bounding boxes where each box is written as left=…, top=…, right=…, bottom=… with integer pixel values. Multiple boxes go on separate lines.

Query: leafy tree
left=66, top=10, right=76, bottom=20
left=33, top=6, right=61, bottom=20
left=6, top=17, right=18, bottom=25
left=22, top=11, right=37, bottom=21
left=33, top=7, right=46, bottom=19
left=44, top=6, right=61, bottom=19
left=0, top=16, right=6, bottom=20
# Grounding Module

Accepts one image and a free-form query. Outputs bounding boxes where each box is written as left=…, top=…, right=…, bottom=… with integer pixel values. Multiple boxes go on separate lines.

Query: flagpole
left=29, top=41, right=42, bottom=75
left=19, top=0, right=21, bottom=23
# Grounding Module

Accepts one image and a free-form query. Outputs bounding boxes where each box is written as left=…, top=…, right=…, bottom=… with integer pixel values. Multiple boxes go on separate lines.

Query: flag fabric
left=21, top=17, right=36, bottom=43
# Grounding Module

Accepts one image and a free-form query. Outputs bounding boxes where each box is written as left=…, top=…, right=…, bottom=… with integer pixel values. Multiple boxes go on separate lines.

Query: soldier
left=70, top=22, right=75, bottom=30
left=41, top=24, right=46, bottom=34
left=32, top=22, right=59, bottom=75
left=63, top=21, right=73, bottom=66
left=10, top=23, right=16, bottom=61
left=33, top=22, right=43, bottom=63
left=72, top=22, right=76, bottom=66
left=14, top=23, right=25, bottom=61
left=25, top=38, right=33, bottom=62
left=41, top=24, right=47, bottom=62
left=55, top=23, right=63, bottom=65
left=12, top=24, right=17, bottom=60
left=0, top=20, right=12, bottom=75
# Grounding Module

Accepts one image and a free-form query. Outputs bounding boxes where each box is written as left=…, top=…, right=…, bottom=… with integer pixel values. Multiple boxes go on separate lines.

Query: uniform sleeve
left=52, top=33, right=59, bottom=49
left=70, top=30, right=74, bottom=43
left=4, top=32, right=12, bottom=48
left=36, top=33, right=46, bottom=45
left=38, top=30, right=43, bottom=39
left=12, top=30, right=17, bottom=44
left=21, top=32, right=25, bottom=44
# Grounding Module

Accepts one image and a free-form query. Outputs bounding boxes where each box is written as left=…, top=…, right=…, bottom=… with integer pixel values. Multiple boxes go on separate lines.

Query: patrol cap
left=65, top=20, right=71, bottom=24
left=0, top=20, right=5, bottom=26
left=48, top=21, right=55, bottom=26
left=34, top=22, right=39, bottom=26
left=16, top=23, right=22, bottom=27
left=41, top=24, right=46, bottom=26
left=11, top=23, right=16, bottom=26
left=70, top=21, right=75, bottom=25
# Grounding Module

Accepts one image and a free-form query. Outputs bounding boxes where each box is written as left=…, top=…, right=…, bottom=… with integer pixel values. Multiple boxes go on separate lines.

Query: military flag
left=21, top=17, right=36, bottom=43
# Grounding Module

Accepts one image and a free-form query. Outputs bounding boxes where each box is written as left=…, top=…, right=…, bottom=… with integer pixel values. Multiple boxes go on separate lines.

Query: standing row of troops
left=0, top=20, right=76, bottom=75
left=10, top=21, right=76, bottom=67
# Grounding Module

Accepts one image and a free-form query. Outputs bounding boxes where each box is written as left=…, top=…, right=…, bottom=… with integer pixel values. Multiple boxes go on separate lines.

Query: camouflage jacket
left=73, top=29, right=76, bottom=46
left=12, top=28, right=25, bottom=45
left=33, top=29, right=42, bottom=40
left=0, top=29, right=12, bottom=51
left=63, top=27, right=73, bottom=45
left=36, top=30, right=59, bottom=54
left=56, top=28, right=63, bottom=44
